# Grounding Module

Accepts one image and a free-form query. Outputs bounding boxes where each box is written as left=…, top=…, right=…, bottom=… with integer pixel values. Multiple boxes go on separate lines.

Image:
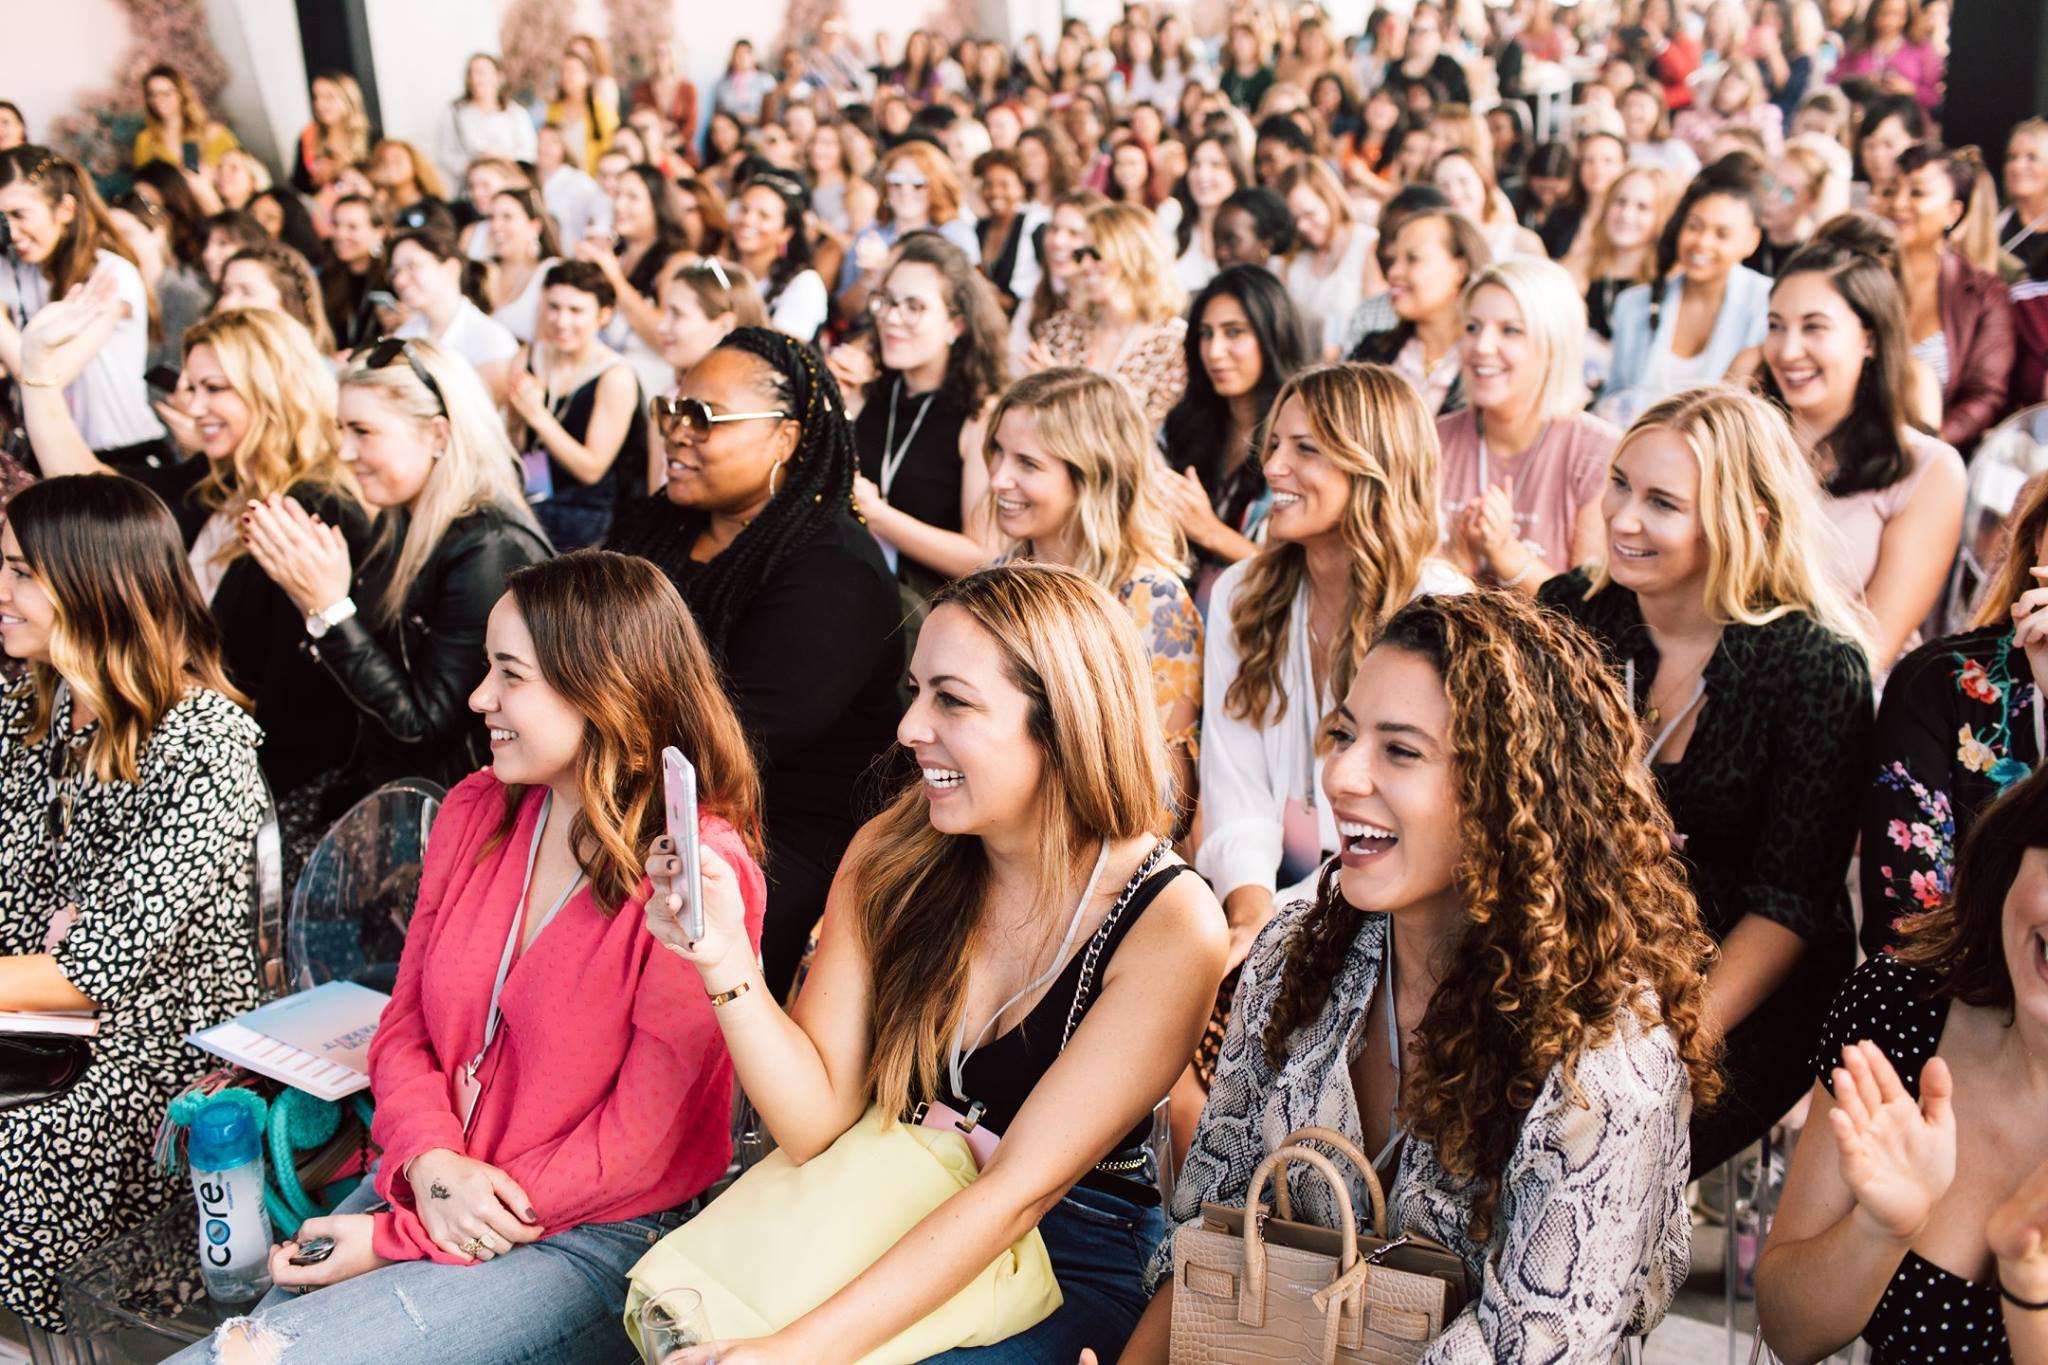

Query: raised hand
left=2010, top=566, right=2048, bottom=686
left=1828, top=1041, right=1956, bottom=1243
left=17, top=272, right=126, bottom=388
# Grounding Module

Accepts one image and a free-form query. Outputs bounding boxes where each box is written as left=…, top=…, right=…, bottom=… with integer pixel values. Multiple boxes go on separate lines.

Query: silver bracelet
left=1496, top=558, right=1536, bottom=589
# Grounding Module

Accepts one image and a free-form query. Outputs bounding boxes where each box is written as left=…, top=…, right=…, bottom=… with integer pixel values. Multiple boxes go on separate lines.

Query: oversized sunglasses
left=355, top=337, right=447, bottom=416
left=649, top=395, right=788, bottom=439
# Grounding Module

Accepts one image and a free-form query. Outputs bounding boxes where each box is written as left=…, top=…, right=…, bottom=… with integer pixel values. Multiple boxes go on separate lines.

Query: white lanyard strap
left=473, top=792, right=585, bottom=1069
left=2034, top=684, right=2045, bottom=765
left=1374, top=927, right=1404, bottom=1171
left=948, top=839, right=1111, bottom=1100
left=879, top=377, right=938, bottom=499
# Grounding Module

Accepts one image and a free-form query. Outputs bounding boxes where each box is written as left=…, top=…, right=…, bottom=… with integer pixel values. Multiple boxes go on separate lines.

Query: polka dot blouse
left=1813, top=956, right=2011, bottom=1361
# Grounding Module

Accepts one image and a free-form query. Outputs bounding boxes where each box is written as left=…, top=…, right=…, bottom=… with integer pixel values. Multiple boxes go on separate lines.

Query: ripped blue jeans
left=163, top=1165, right=690, bottom=1365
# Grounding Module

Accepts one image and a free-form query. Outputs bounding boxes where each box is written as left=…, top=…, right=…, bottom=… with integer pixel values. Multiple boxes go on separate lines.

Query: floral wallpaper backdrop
left=48, top=0, right=228, bottom=189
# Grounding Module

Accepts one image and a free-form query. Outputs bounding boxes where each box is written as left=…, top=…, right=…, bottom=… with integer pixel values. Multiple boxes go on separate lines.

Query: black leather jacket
left=309, top=503, right=550, bottom=794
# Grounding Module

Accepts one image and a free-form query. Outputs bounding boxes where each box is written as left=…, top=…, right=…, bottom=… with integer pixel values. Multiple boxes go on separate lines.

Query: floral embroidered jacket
left=1861, top=625, right=2041, bottom=958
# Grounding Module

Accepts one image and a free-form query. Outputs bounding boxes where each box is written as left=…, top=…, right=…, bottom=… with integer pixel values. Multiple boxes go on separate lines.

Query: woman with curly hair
left=1541, top=386, right=1874, bottom=1174
left=1120, top=589, right=1722, bottom=1361
left=1188, top=362, right=1466, bottom=1154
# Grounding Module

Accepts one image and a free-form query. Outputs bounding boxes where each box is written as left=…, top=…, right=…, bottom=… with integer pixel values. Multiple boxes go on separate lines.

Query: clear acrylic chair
left=284, top=779, right=445, bottom=992
left=1940, top=402, right=2048, bottom=634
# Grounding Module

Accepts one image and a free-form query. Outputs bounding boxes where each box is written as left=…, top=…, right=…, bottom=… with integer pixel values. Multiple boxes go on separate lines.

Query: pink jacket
left=1834, top=41, right=1943, bottom=114
left=365, top=772, right=766, bottom=1262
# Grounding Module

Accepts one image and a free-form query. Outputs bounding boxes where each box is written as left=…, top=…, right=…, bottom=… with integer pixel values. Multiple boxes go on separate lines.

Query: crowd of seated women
left=4, top=3, right=2048, bottom=1360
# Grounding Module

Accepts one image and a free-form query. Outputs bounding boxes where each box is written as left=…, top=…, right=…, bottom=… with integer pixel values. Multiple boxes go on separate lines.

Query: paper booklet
left=0, top=1009, right=102, bottom=1038
left=188, top=980, right=390, bottom=1101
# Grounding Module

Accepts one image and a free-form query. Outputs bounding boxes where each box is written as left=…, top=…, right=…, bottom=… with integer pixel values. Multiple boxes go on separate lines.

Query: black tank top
left=855, top=378, right=969, bottom=582
left=942, top=850, right=1192, bottom=1157
left=528, top=354, right=649, bottom=515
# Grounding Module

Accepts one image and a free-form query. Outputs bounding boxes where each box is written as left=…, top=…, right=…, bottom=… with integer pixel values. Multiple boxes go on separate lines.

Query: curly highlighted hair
left=1261, top=591, right=1723, bottom=1242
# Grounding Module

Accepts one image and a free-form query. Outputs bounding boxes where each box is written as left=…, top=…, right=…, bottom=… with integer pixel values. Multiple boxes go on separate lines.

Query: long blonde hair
left=9, top=476, right=248, bottom=784
left=1084, top=201, right=1186, bottom=326
left=1225, top=363, right=1443, bottom=724
left=311, top=73, right=372, bottom=165
left=1585, top=387, right=1875, bottom=658
left=1587, top=165, right=1675, bottom=284
left=182, top=309, right=359, bottom=542
left=338, top=337, right=541, bottom=627
left=857, top=565, right=1169, bottom=1121
left=987, top=367, right=1187, bottom=588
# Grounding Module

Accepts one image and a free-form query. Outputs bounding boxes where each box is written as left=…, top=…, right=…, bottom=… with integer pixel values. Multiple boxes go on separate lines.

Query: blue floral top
left=1861, top=625, right=2041, bottom=957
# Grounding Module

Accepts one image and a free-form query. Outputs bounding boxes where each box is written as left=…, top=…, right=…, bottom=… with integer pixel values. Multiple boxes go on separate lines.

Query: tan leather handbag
left=1169, top=1127, right=1473, bottom=1365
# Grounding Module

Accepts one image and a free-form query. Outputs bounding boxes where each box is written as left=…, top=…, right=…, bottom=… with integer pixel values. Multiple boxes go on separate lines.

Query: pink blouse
left=366, top=772, right=766, bottom=1262
left=1436, top=410, right=1619, bottom=580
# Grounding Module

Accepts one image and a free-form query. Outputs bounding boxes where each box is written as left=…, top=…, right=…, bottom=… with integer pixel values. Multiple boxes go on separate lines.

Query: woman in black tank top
left=838, top=232, right=1011, bottom=602
left=647, top=564, right=1227, bottom=1364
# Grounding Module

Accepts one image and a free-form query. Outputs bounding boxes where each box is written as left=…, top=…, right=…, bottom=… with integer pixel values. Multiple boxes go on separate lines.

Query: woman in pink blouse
left=1437, top=256, right=1620, bottom=594
left=1834, top=0, right=1944, bottom=116
left=170, top=550, right=766, bottom=1365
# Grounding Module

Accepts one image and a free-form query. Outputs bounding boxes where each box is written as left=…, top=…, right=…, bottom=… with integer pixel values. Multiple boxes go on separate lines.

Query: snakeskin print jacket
left=1148, top=902, right=1694, bottom=1362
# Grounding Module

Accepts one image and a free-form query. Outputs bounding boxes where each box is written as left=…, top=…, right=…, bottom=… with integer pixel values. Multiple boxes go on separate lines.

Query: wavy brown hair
left=8, top=476, right=247, bottom=783
left=1224, top=363, right=1441, bottom=725
left=867, top=230, right=1012, bottom=415
left=1261, top=591, right=1723, bottom=1243
left=857, top=564, right=1169, bottom=1120
left=490, top=551, right=764, bottom=913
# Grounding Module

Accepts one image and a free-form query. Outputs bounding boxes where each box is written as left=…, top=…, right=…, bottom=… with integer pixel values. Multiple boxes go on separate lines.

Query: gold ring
left=461, top=1236, right=488, bottom=1258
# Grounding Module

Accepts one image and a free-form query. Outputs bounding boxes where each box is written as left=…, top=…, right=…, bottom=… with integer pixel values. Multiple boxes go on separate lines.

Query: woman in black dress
left=1759, top=768, right=2048, bottom=1363
left=1860, top=473, right=2048, bottom=958
left=1540, top=386, right=1875, bottom=1176
left=607, top=328, right=902, bottom=997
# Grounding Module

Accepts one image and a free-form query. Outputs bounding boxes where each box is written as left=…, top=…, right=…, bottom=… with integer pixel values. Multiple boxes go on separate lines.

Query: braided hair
left=676, top=327, right=859, bottom=651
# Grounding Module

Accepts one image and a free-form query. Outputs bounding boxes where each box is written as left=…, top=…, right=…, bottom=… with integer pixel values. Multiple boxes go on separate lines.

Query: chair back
left=1942, top=402, right=2048, bottom=634
left=249, top=774, right=286, bottom=999
left=285, top=779, right=446, bottom=994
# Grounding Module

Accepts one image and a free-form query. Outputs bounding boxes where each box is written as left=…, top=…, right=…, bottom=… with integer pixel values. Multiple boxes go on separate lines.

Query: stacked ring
left=460, top=1236, right=488, bottom=1258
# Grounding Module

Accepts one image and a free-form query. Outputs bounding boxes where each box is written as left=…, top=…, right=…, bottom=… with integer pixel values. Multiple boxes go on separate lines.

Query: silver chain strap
left=1059, top=839, right=1172, bottom=1050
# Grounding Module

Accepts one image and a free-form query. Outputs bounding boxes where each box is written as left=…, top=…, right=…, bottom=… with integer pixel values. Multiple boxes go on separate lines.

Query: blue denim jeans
left=164, top=1165, right=690, bottom=1365
left=921, top=1180, right=1166, bottom=1364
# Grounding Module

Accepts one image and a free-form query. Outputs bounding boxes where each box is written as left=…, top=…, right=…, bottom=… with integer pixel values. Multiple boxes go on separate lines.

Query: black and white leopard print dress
left=0, top=684, right=266, bottom=1331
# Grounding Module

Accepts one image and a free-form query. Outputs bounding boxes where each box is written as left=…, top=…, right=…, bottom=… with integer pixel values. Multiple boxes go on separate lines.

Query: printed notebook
left=188, top=981, right=389, bottom=1101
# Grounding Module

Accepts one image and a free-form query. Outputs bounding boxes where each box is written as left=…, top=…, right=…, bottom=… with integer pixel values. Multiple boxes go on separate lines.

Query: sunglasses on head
left=649, top=395, right=788, bottom=440
left=355, top=337, right=447, bottom=416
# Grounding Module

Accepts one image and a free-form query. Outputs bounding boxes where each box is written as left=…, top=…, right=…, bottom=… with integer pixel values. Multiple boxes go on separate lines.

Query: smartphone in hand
left=661, top=745, right=705, bottom=942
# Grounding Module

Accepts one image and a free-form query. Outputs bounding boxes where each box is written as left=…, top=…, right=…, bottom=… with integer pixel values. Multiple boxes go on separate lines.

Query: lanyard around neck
left=1374, top=927, right=1404, bottom=1171
left=948, top=839, right=1110, bottom=1101
left=880, top=376, right=939, bottom=499
left=474, top=791, right=585, bottom=1068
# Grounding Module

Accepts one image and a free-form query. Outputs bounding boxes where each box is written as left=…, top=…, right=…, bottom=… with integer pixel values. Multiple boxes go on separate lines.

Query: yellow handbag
left=623, top=1105, right=1062, bottom=1363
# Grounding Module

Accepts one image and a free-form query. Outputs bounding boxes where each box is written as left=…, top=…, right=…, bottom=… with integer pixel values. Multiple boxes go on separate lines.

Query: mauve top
left=366, top=772, right=766, bottom=1262
left=1436, top=409, right=1620, bottom=582
left=1816, top=425, right=1963, bottom=662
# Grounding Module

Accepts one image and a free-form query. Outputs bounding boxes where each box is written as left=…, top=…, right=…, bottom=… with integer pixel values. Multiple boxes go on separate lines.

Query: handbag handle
left=1274, top=1125, right=1389, bottom=1239
left=1236, top=1143, right=1359, bottom=1331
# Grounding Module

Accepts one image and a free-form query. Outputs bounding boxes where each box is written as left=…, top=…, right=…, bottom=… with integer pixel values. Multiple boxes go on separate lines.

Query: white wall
left=7, top=0, right=134, bottom=146
left=204, top=0, right=311, bottom=173
left=364, top=0, right=497, bottom=154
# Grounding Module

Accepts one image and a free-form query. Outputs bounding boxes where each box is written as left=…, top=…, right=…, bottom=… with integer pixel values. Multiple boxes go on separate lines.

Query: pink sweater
left=365, top=772, right=765, bottom=1263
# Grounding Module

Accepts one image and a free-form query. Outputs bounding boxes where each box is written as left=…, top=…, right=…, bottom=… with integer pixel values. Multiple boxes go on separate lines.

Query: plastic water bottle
left=188, top=1095, right=274, bottom=1303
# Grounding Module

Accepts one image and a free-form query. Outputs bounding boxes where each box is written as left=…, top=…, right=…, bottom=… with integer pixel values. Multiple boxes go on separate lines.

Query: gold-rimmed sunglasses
left=648, top=395, right=788, bottom=440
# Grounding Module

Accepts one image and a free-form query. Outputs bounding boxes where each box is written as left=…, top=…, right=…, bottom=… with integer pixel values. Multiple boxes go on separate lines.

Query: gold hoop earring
left=767, top=458, right=787, bottom=500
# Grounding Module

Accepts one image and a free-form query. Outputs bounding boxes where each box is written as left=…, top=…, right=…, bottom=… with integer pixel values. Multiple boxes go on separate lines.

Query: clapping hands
left=1829, top=1041, right=1956, bottom=1244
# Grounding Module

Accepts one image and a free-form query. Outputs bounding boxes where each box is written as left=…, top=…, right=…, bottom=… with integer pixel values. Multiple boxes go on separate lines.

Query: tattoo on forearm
left=430, top=1181, right=450, bottom=1200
